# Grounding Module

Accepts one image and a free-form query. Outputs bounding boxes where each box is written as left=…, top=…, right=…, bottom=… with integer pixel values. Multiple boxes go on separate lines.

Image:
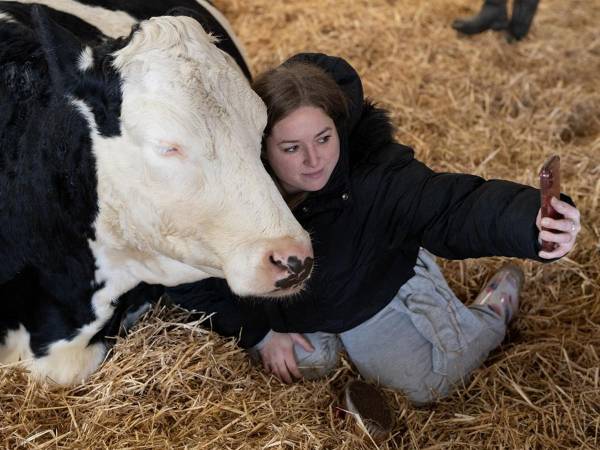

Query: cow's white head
left=33, top=8, right=313, bottom=297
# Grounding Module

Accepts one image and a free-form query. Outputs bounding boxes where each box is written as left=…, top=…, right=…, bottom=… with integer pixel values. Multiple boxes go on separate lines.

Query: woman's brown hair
left=252, top=60, right=349, bottom=208
left=252, top=60, right=349, bottom=142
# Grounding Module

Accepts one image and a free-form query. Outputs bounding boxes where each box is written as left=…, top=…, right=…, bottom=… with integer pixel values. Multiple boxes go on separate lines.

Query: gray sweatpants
left=252, top=249, right=506, bottom=405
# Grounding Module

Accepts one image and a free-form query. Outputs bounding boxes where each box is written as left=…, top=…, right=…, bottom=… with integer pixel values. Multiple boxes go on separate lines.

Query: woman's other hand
left=536, top=197, right=581, bottom=259
left=259, top=332, right=314, bottom=383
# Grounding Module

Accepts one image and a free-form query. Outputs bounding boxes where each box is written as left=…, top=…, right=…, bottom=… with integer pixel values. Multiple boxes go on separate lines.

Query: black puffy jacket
left=166, top=53, right=559, bottom=348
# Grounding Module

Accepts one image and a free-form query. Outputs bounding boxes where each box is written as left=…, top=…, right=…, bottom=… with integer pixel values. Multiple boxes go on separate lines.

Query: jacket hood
left=284, top=53, right=398, bottom=205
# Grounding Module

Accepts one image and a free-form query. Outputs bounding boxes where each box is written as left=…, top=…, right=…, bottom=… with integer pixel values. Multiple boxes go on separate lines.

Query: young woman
left=167, top=53, right=580, bottom=405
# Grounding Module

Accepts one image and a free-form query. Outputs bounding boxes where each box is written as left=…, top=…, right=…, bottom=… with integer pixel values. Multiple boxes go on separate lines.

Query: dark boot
left=452, top=0, right=509, bottom=35
left=508, top=0, right=540, bottom=41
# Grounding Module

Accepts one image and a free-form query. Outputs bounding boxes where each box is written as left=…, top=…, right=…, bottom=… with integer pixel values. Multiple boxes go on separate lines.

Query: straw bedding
left=1, top=0, right=599, bottom=448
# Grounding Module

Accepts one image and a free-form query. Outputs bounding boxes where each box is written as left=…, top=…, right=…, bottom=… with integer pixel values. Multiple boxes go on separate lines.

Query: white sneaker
left=474, top=263, right=524, bottom=324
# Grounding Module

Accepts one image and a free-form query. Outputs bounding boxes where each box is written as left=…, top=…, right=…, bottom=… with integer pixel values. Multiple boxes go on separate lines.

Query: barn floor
left=2, top=0, right=599, bottom=448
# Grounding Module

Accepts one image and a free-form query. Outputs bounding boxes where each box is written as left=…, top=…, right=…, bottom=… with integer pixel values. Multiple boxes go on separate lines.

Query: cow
left=0, top=1, right=314, bottom=385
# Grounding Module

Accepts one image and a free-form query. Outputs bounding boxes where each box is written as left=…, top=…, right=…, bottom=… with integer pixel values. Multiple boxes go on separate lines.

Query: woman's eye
left=318, top=135, right=331, bottom=144
left=284, top=145, right=299, bottom=153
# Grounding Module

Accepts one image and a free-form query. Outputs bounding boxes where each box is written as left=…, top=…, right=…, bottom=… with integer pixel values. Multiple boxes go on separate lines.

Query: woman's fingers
left=538, top=229, right=574, bottom=258
left=539, top=245, right=568, bottom=259
left=551, top=197, right=580, bottom=223
left=290, top=333, right=315, bottom=353
left=275, top=360, right=293, bottom=383
left=539, top=229, right=575, bottom=244
left=263, top=352, right=291, bottom=383
left=541, top=217, right=579, bottom=235
left=259, top=334, right=303, bottom=383
left=538, top=198, right=581, bottom=259
left=284, top=353, right=303, bottom=380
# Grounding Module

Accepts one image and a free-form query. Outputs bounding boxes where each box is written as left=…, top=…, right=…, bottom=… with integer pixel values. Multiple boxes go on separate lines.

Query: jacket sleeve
left=373, top=145, right=574, bottom=261
left=164, top=278, right=270, bottom=349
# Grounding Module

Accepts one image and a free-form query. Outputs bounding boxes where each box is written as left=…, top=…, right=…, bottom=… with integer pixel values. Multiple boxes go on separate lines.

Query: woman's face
left=265, top=106, right=340, bottom=195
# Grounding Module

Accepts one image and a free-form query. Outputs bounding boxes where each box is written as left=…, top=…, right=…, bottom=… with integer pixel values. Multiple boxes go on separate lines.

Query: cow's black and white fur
left=0, top=1, right=253, bottom=383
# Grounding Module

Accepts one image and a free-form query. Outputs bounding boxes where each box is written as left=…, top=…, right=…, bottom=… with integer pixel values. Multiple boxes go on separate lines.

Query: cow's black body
left=0, top=1, right=248, bottom=373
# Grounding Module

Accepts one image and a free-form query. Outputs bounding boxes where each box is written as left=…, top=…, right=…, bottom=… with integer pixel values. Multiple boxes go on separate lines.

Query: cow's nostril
left=274, top=256, right=313, bottom=290
left=269, top=254, right=287, bottom=270
left=302, top=257, right=314, bottom=276
left=286, top=256, right=303, bottom=274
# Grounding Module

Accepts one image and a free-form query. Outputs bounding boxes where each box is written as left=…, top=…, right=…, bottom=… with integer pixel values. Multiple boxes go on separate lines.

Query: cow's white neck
left=88, top=237, right=216, bottom=287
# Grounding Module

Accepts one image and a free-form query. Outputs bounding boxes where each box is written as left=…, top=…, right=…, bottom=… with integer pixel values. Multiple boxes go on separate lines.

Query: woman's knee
left=403, top=377, right=452, bottom=405
left=352, top=347, right=464, bottom=405
left=297, top=353, right=339, bottom=380
left=294, top=333, right=341, bottom=380
left=405, top=390, right=440, bottom=406
left=371, top=371, right=455, bottom=405
left=399, top=356, right=485, bottom=405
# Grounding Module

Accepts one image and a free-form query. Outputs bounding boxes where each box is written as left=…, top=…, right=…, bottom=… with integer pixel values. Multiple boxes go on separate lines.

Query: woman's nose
left=304, top=146, right=319, bottom=167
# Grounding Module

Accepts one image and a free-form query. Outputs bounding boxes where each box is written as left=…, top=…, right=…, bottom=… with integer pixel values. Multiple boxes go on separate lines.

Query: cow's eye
left=158, top=144, right=182, bottom=157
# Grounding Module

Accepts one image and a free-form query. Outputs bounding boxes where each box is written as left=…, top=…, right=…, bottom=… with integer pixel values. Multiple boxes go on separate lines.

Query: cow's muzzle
left=272, top=256, right=314, bottom=290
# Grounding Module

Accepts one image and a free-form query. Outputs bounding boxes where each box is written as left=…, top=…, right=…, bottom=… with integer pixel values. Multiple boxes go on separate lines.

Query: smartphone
left=539, top=155, right=562, bottom=252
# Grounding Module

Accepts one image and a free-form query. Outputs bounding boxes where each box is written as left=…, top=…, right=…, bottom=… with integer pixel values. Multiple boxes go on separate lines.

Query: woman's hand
left=536, top=197, right=581, bottom=259
left=259, top=332, right=314, bottom=383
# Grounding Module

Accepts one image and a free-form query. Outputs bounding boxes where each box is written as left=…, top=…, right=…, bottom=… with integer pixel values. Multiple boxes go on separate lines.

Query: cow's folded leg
left=26, top=301, right=111, bottom=385
left=25, top=340, right=108, bottom=386
left=1, top=273, right=117, bottom=385
left=0, top=272, right=38, bottom=366
left=1, top=315, right=108, bottom=386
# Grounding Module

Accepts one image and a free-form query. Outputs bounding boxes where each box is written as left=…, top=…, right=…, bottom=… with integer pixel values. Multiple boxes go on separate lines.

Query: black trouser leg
left=508, top=0, right=540, bottom=41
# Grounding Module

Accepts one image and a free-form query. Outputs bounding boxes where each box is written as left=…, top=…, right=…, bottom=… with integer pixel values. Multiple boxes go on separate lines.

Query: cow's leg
left=23, top=295, right=110, bottom=386
left=0, top=267, right=144, bottom=384
left=27, top=337, right=107, bottom=385
left=0, top=270, right=37, bottom=364
left=29, top=265, right=160, bottom=384
left=26, top=278, right=140, bottom=385
left=0, top=269, right=106, bottom=384
left=0, top=323, right=32, bottom=364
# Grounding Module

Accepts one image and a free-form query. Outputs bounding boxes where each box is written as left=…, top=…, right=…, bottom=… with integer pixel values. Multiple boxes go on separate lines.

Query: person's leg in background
left=508, top=0, right=540, bottom=41
left=452, top=0, right=540, bottom=41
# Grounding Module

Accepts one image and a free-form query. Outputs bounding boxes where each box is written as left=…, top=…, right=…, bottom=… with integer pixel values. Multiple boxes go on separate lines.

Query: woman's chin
left=301, top=178, right=327, bottom=191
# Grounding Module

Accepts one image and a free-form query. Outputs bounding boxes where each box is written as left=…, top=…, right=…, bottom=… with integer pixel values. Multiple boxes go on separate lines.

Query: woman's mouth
left=303, top=169, right=324, bottom=179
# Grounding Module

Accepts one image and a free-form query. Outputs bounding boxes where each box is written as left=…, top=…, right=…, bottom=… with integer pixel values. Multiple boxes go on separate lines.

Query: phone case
left=539, top=155, right=561, bottom=252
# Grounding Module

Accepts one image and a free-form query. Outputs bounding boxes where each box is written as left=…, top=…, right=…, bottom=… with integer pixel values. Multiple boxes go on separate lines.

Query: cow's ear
left=165, top=6, right=202, bottom=20
left=164, top=6, right=253, bottom=82
left=30, top=5, right=83, bottom=93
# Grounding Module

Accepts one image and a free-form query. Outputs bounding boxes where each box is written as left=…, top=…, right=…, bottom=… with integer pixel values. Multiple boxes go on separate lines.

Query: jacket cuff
left=250, top=329, right=274, bottom=351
